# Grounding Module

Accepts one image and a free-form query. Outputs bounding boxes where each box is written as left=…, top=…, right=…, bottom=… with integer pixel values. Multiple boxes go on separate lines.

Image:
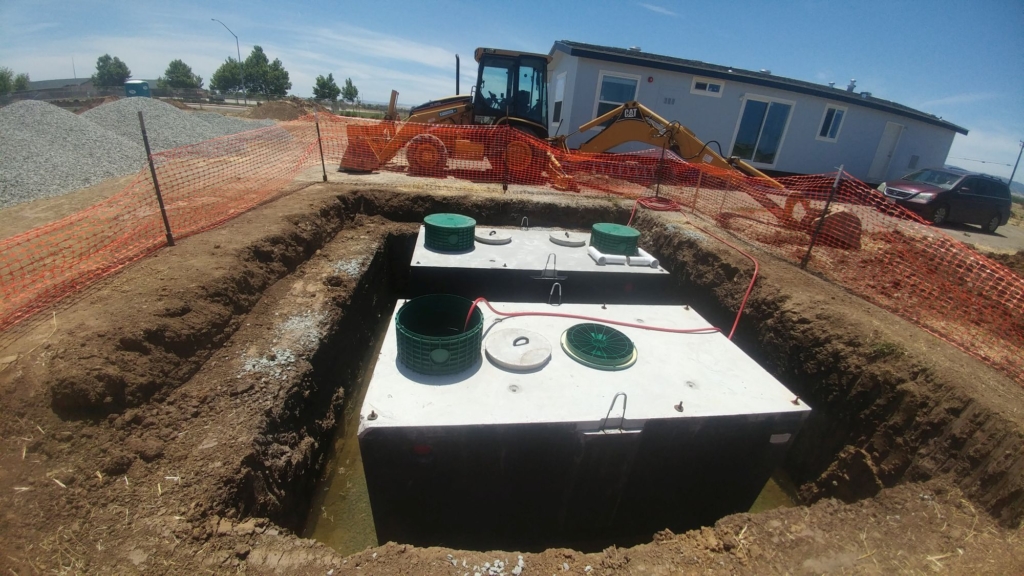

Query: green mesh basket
left=561, top=323, right=637, bottom=371
left=590, top=223, right=640, bottom=256
left=396, top=295, right=483, bottom=375
left=424, top=213, right=476, bottom=252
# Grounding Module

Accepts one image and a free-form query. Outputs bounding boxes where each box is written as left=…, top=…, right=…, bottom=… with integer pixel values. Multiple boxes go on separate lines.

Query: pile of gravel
left=82, top=98, right=272, bottom=152
left=1, top=98, right=278, bottom=210
left=191, top=110, right=274, bottom=138
left=0, top=100, right=146, bottom=209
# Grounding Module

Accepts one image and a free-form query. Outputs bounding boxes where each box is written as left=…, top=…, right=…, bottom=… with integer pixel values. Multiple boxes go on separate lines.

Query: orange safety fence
left=1, top=114, right=1022, bottom=387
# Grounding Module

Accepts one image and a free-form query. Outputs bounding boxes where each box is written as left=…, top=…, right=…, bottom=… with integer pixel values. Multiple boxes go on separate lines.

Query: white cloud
left=638, top=3, right=677, bottom=17
left=0, top=20, right=463, bottom=103
left=946, top=126, right=1024, bottom=182
left=918, top=92, right=999, bottom=110
left=280, top=24, right=456, bottom=71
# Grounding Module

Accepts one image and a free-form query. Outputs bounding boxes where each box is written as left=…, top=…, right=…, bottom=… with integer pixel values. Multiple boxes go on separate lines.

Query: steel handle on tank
left=513, top=336, right=529, bottom=346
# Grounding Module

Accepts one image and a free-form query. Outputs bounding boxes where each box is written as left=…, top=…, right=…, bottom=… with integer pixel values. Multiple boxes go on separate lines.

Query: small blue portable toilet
left=124, top=80, right=150, bottom=98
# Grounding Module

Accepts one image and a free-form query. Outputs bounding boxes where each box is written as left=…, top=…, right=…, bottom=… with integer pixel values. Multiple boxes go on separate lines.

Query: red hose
left=463, top=297, right=721, bottom=335
left=627, top=196, right=760, bottom=340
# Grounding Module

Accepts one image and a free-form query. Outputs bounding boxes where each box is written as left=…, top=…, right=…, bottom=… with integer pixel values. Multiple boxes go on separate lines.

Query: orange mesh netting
left=2, top=115, right=1022, bottom=385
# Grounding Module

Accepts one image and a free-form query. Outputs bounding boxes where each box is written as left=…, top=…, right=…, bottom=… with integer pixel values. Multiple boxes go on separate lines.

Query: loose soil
left=0, top=173, right=138, bottom=241
left=245, top=98, right=331, bottom=122
left=71, top=96, right=123, bottom=114
left=1, top=185, right=1023, bottom=574
left=982, top=249, right=1024, bottom=279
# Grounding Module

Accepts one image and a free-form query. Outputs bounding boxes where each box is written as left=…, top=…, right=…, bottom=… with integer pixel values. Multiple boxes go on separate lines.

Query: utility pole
left=1010, top=140, right=1023, bottom=186
left=212, top=18, right=246, bottom=106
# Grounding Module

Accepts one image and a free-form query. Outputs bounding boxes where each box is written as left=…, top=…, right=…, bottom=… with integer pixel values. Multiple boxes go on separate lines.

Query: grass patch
left=869, top=340, right=906, bottom=360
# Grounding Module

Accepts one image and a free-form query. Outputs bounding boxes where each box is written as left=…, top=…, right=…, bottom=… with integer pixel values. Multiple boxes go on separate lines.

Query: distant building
left=25, top=78, right=94, bottom=91
left=548, top=41, right=968, bottom=183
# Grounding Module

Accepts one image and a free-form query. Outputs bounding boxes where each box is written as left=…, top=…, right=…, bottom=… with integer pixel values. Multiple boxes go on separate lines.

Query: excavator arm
left=554, top=101, right=784, bottom=189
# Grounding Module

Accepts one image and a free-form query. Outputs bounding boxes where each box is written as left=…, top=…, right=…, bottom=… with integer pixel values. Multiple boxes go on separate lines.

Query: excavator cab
left=472, top=48, right=551, bottom=138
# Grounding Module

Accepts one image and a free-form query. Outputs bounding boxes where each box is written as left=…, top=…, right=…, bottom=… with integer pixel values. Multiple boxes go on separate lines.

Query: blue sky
left=2, top=0, right=1022, bottom=182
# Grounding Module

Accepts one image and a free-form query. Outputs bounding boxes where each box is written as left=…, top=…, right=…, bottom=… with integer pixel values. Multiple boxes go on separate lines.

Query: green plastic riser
left=424, top=213, right=476, bottom=252
left=590, top=222, right=640, bottom=256
left=396, top=294, right=483, bottom=375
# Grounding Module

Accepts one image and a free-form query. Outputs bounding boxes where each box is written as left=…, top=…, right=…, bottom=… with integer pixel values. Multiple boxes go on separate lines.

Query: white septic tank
left=409, top=224, right=675, bottom=304
left=358, top=298, right=810, bottom=550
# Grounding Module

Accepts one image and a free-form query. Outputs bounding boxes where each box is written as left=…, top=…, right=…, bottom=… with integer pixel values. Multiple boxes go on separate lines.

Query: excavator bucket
left=812, top=208, right=863, bottom=250
left=340, top=123, right=391, bottom=172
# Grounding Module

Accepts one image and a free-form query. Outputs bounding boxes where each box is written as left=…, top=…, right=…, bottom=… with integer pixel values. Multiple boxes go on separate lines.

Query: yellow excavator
left=341, top=47, right=786, bottom=190
left=340, top=47, right=553, bottom=177
left=340, top=47, right=859, bottom=246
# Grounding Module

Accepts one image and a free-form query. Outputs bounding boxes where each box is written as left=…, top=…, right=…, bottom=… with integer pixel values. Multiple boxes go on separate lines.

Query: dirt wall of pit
left=2, top=184, right=1022, bottom=574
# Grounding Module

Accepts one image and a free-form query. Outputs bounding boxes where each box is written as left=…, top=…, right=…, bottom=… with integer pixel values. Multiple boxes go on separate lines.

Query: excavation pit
left=229, top=190, right=1022, bottom=560
left=5, top=185, right=1022, bottom=573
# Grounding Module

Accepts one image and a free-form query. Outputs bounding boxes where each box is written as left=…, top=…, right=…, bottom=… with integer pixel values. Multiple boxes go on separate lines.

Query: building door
left=868, top=122, right=904, bottom=182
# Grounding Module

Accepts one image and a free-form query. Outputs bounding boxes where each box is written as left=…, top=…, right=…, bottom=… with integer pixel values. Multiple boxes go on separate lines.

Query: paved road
left=933, top=220, right=1024, bottom=252
left=185, top=102, right=252, bottom=113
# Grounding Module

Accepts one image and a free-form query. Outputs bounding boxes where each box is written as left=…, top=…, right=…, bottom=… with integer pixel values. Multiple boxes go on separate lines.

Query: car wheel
left=984, top=214, right=1000, bottom=234
left=931, top=205, right=949, bottom=225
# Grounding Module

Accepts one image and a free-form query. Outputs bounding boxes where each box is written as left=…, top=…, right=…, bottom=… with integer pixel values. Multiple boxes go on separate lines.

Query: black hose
left=681, top=140, right=724, bottom=160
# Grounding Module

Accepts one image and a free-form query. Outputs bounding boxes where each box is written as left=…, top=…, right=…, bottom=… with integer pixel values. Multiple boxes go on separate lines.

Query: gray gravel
left=191, top=110, right=274, bottom=139
left=82, top=98, right=271, bottom=152
left=0, top=100, right=146, bottom=209
left=0, top=98, right=277, bottom=210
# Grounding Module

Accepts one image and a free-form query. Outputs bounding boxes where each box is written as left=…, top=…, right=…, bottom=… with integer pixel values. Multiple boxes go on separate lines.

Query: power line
left=947, top=156, right=1013, bottom=167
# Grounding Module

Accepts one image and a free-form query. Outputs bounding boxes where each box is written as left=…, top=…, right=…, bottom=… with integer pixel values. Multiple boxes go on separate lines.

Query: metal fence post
left=314, top=109, right=328, bottom=182
left=800, top=165, right=844, bottom=269
left=137, top=111, right=175, bottom=247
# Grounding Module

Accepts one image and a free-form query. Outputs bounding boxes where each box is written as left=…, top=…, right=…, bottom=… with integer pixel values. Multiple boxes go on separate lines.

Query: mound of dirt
left=73, top=95, right=122, bottom=114
left=161, top=98, right=193, bottom=111
left=244, top=97, right=331, bottom=121
left=985, top=249, right=1024, bottom=278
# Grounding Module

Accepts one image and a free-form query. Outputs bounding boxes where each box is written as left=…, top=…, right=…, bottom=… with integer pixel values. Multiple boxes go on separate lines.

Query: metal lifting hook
left=600, top=392, right=628, bottom=432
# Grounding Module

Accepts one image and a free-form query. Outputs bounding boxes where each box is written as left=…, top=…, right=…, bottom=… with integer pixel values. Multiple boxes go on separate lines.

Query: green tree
left=92, top=54, right=131, bottom=86
left=13, top=72, right=29, bottom=91
left=266, top=58, right=291, bottom=96
left=313, top=73, right=340, bottom=102
left=341, top=77, right=358, bottom=105
left=209, top=57, right=243, bottom=94
left=243, top=46, right=290, bottom=97
left=243, top=45, right=269, bottom=95
left=157, top=59, right=203, bottom=89
left=0, top=67, right=12, bottom=96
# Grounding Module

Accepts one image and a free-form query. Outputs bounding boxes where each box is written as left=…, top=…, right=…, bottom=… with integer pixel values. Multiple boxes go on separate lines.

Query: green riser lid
left=561, top=323, right=637, bottom=371
left=424, top=213, right=476, bottom=252
left=590, top=222, right=640, bottom=256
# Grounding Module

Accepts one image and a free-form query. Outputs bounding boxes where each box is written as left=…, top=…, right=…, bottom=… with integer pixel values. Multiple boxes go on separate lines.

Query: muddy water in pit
left=302, top=304, right=392, bottom=555
left=303, top=303, right=795, bottom=555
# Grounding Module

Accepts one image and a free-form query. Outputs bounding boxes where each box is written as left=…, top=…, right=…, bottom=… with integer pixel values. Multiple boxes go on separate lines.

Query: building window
left=690, top=76, right=724, bottom=98
left=730, top=95, right=794, bottom=167
left=908, top=154, right=919, bottom=170
left=663, top=97, right=676, bottom=105
left=816, top=105, right=846, bottom=142
left=551, top=72, right=566, bottom=126
left=592, top=71, right=640, bottom=128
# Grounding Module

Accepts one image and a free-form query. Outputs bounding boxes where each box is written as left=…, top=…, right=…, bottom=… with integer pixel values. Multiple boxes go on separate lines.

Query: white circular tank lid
left=484, top=328, right=552, bottom=371
left=475, top=229, right=513, bottom=245
left=549, top=231, right=588, bottom=247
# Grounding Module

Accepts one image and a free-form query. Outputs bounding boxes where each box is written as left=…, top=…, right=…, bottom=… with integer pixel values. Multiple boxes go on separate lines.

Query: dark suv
left=879, top=168, right=1012, bottom=233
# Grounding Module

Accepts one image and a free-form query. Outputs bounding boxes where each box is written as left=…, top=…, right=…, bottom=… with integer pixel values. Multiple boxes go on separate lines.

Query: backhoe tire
left=406, top=134, right=448, bottom=177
